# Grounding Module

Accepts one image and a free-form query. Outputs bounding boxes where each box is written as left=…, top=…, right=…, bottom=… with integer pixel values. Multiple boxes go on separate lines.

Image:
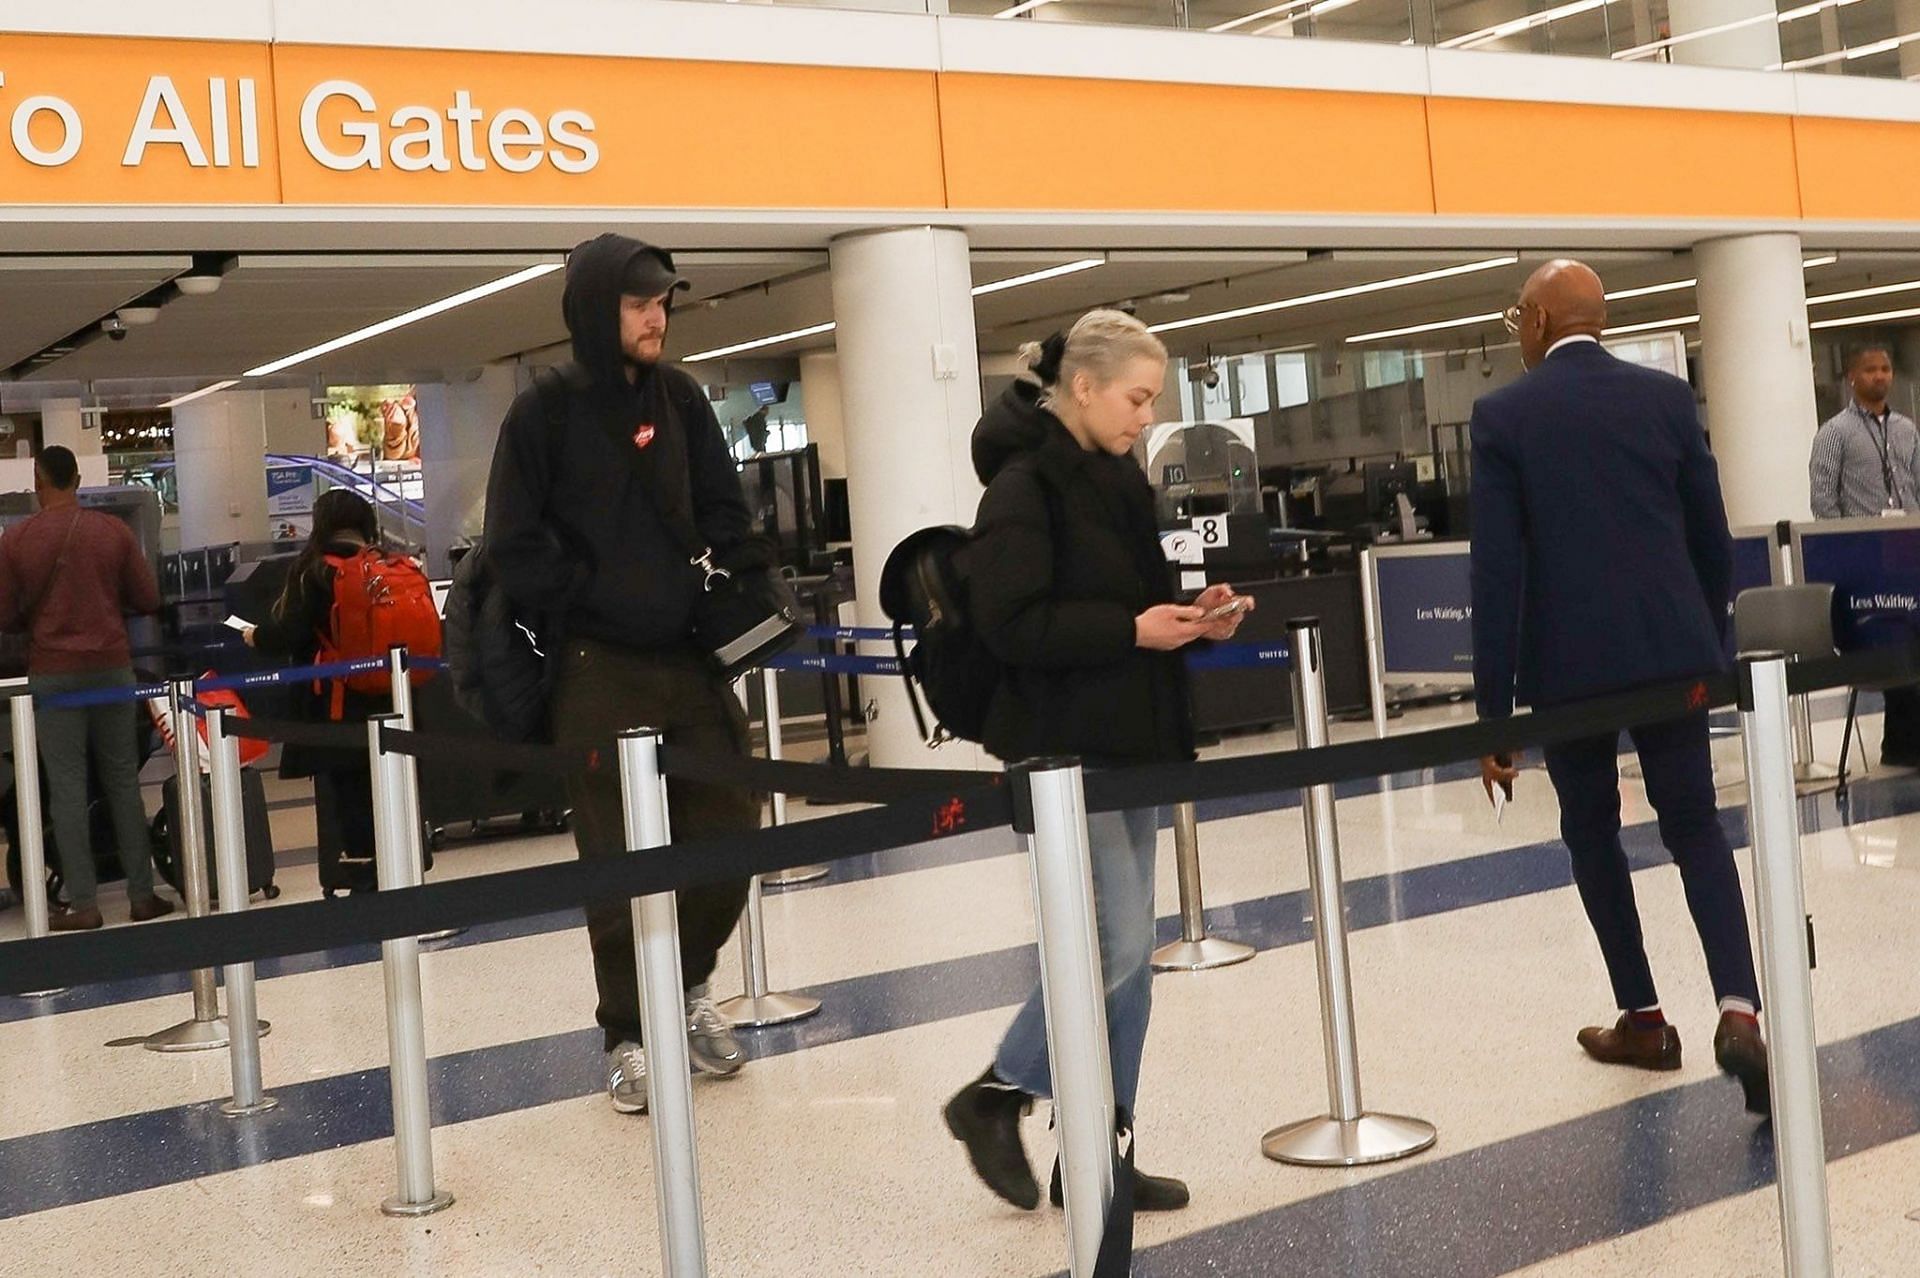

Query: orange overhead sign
left=0, top=29, right=1912, bottom=226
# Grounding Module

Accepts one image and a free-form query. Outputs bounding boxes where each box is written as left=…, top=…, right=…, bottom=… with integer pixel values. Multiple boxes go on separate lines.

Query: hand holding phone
left=222, top=615, right=253, bottom=633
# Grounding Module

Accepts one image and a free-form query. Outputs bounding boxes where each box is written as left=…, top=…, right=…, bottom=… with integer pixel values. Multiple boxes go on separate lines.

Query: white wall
left=420, top=365, right=520, bottom=575
left=171, top=391, right=271, bottom=548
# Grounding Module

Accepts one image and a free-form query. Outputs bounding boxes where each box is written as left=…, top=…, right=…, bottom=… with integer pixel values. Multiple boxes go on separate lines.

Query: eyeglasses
left=1502, top=303, right=1528, bottom=335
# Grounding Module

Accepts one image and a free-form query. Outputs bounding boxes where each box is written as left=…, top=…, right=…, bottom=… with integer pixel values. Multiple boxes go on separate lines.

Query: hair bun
left=1032, top=332, right=1068, bottom=386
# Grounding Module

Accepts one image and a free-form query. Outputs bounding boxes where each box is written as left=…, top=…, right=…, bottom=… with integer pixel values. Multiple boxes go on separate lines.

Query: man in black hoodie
left=483, top=234, right=758, bottom=1113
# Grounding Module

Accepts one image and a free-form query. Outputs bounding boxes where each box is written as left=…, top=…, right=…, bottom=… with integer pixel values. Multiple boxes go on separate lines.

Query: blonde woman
left=943, top=310, right=1251, bottom=1212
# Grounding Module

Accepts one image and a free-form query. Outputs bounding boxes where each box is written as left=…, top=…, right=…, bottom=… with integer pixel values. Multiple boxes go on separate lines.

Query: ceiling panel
left=0, top=256, right=191, bottom=371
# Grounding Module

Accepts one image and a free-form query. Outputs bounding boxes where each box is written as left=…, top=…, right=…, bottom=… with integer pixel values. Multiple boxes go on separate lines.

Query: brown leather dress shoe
left=49, top=905, right=104, bottom=932
left=128, top=896, right=177, bottom=923
left=1714, top=1013, right=1771, bottom=1116
left=1577, top=1014, right=1682, bottom=1071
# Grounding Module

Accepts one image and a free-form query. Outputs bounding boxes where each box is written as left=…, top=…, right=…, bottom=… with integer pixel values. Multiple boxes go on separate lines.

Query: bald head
left=1515, top=259, right=1607, bottom=366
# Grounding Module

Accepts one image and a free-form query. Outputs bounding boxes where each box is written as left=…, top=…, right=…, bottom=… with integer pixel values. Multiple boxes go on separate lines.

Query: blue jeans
left=994, top=806, right=1159, bottom=1113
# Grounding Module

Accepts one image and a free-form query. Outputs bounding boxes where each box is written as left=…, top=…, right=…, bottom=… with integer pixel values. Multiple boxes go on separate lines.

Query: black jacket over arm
left=967, top=381, right=1194, bottom=767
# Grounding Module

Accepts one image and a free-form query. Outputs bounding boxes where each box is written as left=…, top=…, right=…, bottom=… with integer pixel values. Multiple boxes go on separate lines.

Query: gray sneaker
left=607, top=1040, right=649, bottom=1114
left=685, top=986, right=746, bottom=1078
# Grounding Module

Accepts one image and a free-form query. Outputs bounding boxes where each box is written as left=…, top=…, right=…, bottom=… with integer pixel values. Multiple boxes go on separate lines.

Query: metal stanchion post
left=619, top=729, right=709, bottom=1278
left=7, top=682, right=64, bottom=997
left=721, top=667, right=823, bottom=1026
left=370, top=712, right=453, bottom=1217
left=757, top=668, right=828, bottom=889
left=1017, top=758, right=1116, bottom=1278
left=388, top=647, right=461, bottom=944
left=1738, top=653, right=1834, bottom=1278
left=1775, top=530, right=1836, bottom=783
left=206, top=708, right=276, bottom=1117
left=146, top=678, right=231, bottom=1052
left=1264, top=618, right=1436, bottom=1168
left=1150, top=800, right=1254, bottom=972
left=1359, top=548, right=1390, bottom=739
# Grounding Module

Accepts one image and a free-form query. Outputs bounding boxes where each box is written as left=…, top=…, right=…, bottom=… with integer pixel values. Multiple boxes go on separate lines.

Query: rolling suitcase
left=153, top=770, right=280, bottom=902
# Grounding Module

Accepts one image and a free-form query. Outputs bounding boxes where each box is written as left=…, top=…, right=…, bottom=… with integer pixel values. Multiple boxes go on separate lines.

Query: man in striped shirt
left=1808, top=343, right=1920, bottom=764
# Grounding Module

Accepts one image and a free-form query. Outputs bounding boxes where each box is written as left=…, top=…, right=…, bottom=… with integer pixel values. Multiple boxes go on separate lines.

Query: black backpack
left=444, top=371, right=574, bottom=742
left=878, top=526, right=1002, bottom=746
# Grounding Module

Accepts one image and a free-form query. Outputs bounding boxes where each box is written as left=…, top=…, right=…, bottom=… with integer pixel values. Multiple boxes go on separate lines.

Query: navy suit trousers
left=1541, top=711, right=1762, bottom=1013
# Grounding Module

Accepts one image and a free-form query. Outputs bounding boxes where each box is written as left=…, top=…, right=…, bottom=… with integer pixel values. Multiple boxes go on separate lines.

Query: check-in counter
left=1187, top=570, right=1371, bottom=735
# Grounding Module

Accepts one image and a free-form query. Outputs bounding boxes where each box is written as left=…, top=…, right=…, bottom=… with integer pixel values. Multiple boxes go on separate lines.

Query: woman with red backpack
left=244, top=489, right=430, bottom=897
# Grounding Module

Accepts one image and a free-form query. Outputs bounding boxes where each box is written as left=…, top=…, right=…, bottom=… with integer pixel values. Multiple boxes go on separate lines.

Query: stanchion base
left=718, top=991, right=823, bottom=1027
left=380, top=1191, right=455, bottom=1219
left=18, top=987, right=66, bottom=999
left=143, top=1017, right=230, bottom=1053
left=418, top=928, right=465, bottom=944
left=763, top=864, right=829, bottom=888
left=1151, top=936, right=1256, bottom=973
left=1262, top=1112, right=1437, bottom=1167
left=220, top=1095, right=280, bottom=1118
left=142, top=1018, right=271, bottom=1054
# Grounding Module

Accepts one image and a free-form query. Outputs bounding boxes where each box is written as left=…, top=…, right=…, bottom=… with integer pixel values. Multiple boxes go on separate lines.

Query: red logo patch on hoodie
left=632, top=423, right=656, bottom=449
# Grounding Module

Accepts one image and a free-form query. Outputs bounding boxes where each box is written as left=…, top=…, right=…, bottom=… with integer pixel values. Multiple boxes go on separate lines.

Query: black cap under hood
left=561, top=234, right=688, bottom=387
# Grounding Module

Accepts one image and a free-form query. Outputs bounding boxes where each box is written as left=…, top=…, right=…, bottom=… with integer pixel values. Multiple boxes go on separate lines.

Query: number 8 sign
left=1191, top=516, right=1230, bottom=549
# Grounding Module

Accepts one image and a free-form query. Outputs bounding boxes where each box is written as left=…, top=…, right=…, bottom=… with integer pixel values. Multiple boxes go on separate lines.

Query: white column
left=1694, top=233, right=1819, bottom=526
left=798, top=351, right=848, bottom=481
left=39, top=397, right=109, bottom=486
left=171, top=391, right=271, bottom=549
left=1666, top=0, right=1782, bottom=67
left=419, top=365, right=519, bottom=576
left=830, top=226, right=986, bottom=771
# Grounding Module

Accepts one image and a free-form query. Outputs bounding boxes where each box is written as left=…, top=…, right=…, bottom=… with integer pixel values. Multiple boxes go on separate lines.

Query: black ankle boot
left=943, top=1067, right=1039, bottom=1210
left=1050, top=1158, right=1190, bottom=1212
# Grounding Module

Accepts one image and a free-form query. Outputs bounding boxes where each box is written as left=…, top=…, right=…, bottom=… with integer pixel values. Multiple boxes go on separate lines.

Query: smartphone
left=222, top=615, right=253, bottom=633
left=1203, top=596, right=1250, bottom=622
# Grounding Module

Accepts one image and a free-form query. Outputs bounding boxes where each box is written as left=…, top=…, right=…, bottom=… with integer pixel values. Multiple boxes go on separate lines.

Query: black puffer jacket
left=967, top=380, right=1195, bottom=767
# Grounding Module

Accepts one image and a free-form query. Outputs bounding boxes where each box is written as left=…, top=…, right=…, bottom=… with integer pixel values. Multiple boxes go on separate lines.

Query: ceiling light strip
left=1439, top=0, right=1614, bottom=51
left=1810, top=304, right=1920, bottom=330
left=1148, top=256, right=1518, bottom=337
left=993, top=0, right=1056, bottom=17
left=1603, top=314, right=1700, bottom=337
left=1344, top=257, right=1839, bottom=345
left=683, top=322, right=837, bottom=364
left=1209, top=0, right=1320, bottom=33
left=971, top=259, right=1104, bottom=297
left=244, top=262, right=562, bottom=378
left=160, top=379, right=239, bottom=410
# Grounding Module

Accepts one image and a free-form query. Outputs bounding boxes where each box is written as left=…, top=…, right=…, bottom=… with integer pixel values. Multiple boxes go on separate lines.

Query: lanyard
left=1854, top=403, right=1900, bottom=508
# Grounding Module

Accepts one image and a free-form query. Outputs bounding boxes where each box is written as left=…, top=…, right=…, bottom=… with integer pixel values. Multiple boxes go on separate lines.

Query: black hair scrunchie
left=1033, top=331, right=1068, bottom=386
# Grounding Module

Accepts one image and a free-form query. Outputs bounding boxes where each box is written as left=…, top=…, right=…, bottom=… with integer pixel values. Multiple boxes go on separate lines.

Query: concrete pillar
left=1666, top=0, right=1782, bottom=68
left=171, top=390, right=271, bottom=549
left=1694, top=233, right=1819, bottom=526
left=829, top=226, right=986, bottom=771
left=419, top=365, right=519, bottom=576
left=798, top=351, right=848, bottom=481
left=38, top=397, right=110, bottom=487
left=260, top=388, right=316, bottom=456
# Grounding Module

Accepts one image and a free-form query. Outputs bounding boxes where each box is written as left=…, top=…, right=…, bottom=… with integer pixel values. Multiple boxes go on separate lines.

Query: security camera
left=1115, top=299, right=1139, bottom=316
left=101, top=316, right=128, bottom=342
left=1187, top=361, right=1220, bottom=390
left=1480, top=357, right=1494, bottom=379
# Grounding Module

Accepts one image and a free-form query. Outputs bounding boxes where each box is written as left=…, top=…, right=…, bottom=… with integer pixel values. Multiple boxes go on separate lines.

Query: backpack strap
left=893, top=621, right=934, bottom=745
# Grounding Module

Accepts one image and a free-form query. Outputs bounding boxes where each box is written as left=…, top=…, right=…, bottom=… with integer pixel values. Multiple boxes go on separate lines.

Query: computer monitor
left=1363, top=461, right=1419, bottom=524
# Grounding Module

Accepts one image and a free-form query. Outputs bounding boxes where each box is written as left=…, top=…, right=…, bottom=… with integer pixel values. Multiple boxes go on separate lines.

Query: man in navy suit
left=1471, top=260, right=1769, bottom=1115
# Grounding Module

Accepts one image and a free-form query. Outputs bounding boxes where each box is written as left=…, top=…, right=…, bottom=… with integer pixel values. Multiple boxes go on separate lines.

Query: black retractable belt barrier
left=0, top=778, right=1014, bottom=996
left=377, top=725, right=608, bottom=779
left=12, top=642, right=1907, bottom=998
left=658, top=743, right=990, bottom=805
left=223, top=714, right=368, bottom=753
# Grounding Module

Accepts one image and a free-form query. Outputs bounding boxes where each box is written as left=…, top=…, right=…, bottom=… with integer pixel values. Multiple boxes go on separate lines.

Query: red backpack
left=318, top=547, right=442, bottom=718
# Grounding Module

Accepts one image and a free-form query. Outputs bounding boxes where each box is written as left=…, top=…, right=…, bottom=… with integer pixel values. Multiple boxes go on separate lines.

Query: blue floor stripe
left=0, top=764, right=1914, bottom=1222
left=1113, top=1016, right=1920, bottom=1278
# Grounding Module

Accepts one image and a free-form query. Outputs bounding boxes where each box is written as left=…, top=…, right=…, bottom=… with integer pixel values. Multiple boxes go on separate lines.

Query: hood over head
left=971, top=377, right=1065, bottom=486
left=561, top=234, right=690, bottom=386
